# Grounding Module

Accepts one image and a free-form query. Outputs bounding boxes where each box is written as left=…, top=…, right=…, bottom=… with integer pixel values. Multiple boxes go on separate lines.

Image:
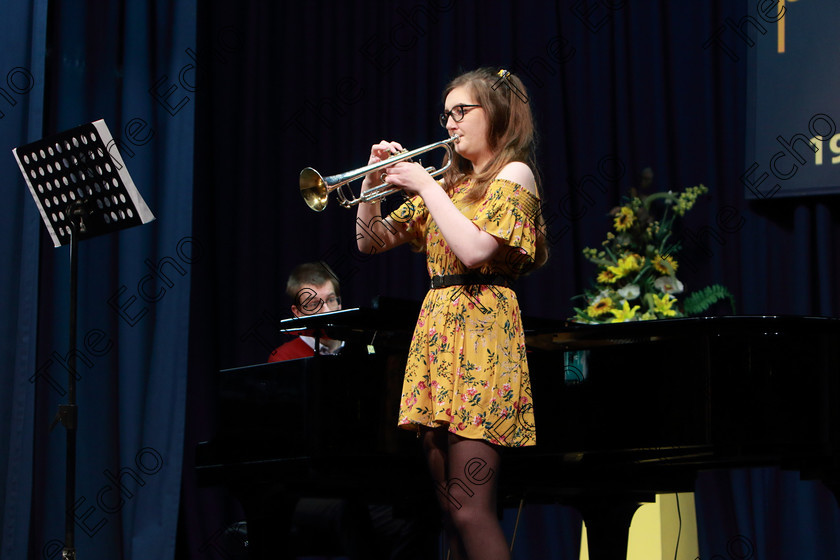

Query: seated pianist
left=268, top=261, right=344, bottom=361
left=265, top=260, right=436, bottom=559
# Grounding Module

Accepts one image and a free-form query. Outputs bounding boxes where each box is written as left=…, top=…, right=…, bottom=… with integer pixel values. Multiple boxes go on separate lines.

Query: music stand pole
left=58, top=203, right=83, bottom=559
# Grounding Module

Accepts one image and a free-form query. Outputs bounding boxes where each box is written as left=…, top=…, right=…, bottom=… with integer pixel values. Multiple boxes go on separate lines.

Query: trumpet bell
left=300, top=167, right=328, bottom=212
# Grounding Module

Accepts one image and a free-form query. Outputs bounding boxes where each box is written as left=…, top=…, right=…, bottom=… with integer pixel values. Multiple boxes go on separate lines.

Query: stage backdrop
left=1, top=1, right=839, bottom=560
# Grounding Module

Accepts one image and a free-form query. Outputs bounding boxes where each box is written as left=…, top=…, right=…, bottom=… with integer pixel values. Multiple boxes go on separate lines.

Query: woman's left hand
left=382, top=161, right=440, bottom=198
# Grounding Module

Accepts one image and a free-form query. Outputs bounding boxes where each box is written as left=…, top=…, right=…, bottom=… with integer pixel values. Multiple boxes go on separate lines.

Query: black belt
left=429, top=274, right=511, bottom=289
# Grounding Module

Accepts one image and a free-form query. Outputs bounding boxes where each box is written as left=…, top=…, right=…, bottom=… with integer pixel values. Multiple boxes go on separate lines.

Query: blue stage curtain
left=695, top=468, right=840, bottom=560
left=0, top=1, right=195, bottom=559
left=0, top=1, right=47, bottom=558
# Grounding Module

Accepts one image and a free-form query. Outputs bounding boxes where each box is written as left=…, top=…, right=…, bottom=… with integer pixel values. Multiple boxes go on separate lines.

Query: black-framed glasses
left=439, top=104, right=482, bottom=128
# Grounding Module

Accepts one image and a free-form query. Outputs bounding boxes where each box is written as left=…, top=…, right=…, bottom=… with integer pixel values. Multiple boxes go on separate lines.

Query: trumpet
left=299, top=135, right=459, bottom=211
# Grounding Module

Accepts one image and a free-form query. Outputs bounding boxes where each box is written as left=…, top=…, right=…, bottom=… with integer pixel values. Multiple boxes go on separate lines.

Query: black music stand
left=13, top=119, right=154, bottom=560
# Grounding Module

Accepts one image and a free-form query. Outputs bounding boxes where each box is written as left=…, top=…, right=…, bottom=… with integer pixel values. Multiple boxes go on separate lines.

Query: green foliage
left=683, top=284, right=736, bottom=315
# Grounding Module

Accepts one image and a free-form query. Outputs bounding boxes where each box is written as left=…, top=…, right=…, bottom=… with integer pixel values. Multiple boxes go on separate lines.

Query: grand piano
left=195, top=303, right=840, bottom=559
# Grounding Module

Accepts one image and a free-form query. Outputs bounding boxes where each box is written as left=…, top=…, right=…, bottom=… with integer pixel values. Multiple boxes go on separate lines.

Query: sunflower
left=652, top=254, right=678, bottom=275
left=613, top=206, right=635, bottom=232
left=597, top=269, right=618, bottom=284
left=587, top=297, right=614, bottom=317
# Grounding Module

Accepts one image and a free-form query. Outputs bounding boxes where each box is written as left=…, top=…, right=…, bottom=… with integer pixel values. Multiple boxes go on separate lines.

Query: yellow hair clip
left=493, top=68, right=528, bottom=103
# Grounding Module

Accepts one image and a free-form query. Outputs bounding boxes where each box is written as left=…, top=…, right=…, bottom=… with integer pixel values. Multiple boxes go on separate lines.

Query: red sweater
left=267, top=337, right=314, bottom=362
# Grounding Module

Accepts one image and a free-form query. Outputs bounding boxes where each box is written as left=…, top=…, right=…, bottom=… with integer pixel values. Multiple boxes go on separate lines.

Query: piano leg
left=573, top=497, right=647, bottom=560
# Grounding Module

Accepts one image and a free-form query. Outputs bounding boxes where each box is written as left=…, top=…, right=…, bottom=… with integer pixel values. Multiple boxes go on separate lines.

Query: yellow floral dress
left=390, top=177, right=540, bottom=447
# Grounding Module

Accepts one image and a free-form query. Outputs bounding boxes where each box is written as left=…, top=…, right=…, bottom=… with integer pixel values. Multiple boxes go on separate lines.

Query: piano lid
left=529, top=314, right=840, bottom=350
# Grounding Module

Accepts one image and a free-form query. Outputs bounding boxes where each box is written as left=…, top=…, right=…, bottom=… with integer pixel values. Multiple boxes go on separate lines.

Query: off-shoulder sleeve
left=472, top=178, right=541, bottom=260
left=389, top=194, right=428, bottom=251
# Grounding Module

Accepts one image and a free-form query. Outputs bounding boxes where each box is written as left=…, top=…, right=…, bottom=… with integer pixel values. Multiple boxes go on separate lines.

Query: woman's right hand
left=361, top=140, right=405, bottom=193
left=356, top=140, right=413, bottom=255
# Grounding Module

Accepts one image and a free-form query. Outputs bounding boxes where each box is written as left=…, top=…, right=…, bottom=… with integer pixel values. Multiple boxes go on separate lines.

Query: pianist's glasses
left=298, top=295, right=342, bottom=315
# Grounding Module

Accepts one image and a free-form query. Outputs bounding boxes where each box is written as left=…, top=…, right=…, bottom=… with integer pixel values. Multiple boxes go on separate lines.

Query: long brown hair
left=441, top=67, right=548, bottom=270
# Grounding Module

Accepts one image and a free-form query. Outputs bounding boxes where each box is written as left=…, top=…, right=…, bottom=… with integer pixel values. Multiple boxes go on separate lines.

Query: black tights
left=421, top=426, right=510, bottom=560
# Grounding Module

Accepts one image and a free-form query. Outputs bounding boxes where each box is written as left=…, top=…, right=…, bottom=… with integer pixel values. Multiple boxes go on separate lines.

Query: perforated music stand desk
left=13, top=119, right=154, bottom=560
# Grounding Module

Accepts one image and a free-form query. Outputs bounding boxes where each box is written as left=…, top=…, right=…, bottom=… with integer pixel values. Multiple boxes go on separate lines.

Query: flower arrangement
left=571, top=183, right=734, bottom=324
